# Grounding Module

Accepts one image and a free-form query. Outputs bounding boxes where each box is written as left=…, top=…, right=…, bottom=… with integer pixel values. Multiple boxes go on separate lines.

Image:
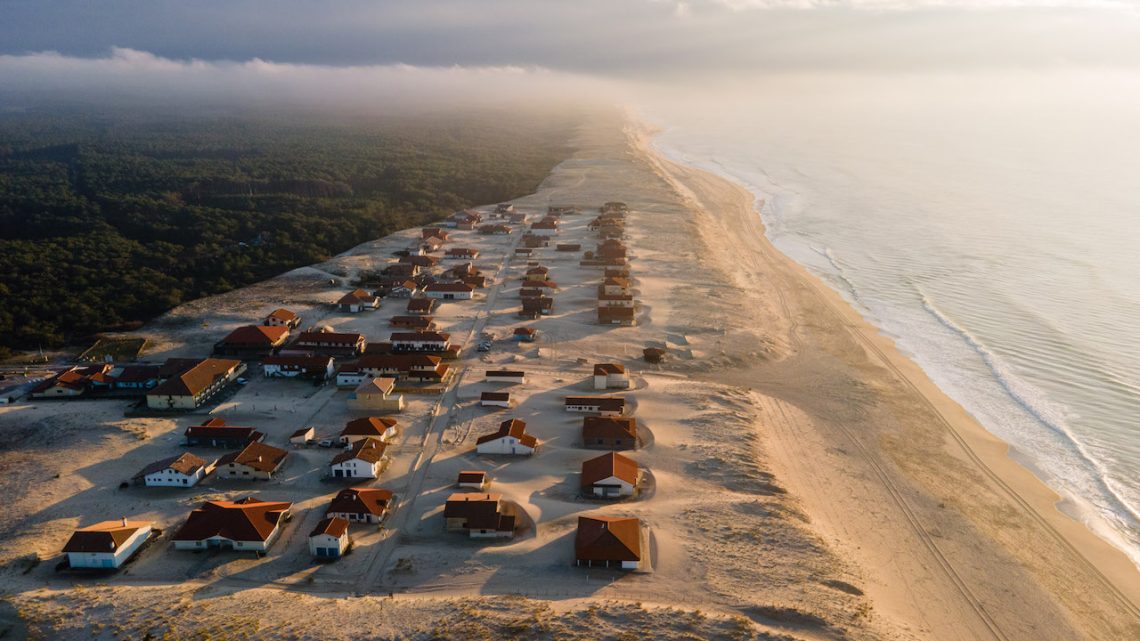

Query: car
left=318, top=438, right=336, bottom=448
left=236, top=378, right=249, bottom=385
left=477, top=342, right=492, bottom=352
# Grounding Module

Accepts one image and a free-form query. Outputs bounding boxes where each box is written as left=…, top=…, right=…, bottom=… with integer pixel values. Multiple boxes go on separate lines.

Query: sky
left=3, top=1, right=1140, bottom=109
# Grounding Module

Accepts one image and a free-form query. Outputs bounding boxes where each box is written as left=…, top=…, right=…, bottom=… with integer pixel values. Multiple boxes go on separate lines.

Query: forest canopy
left=0, top=108, right=580, bottom=352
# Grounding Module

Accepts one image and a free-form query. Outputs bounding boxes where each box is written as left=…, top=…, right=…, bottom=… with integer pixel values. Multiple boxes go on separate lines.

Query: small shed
left=480, top=391, right=511, bottom=408
left=643, top=347, right=667, bottom=364
left=290, top=427, right=315, bottom=447
left=457, top=470, right=490, bottom=490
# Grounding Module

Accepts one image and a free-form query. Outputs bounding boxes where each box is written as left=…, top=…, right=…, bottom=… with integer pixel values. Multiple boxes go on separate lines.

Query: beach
left=1, top=112, right=1138, bottom=640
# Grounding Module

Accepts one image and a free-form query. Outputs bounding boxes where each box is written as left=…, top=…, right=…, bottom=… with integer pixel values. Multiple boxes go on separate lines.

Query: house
left=597, top=307, right=636, bottom=326
left=495, top=203, right=515, bottom=213
left=449, top=209, right=482, bottom=229
left=339, top=354, right=452, bottom=385
left=598, top=293, right=636, bottom=308
left=462, top=275, right=488, bottom=289
left=184, top=418, right=265, bottom=448
left=643, top=347, right=667, bottom=363
left=63, top=519, right=153, bottom=569
left=575, top=516, right=641, bottom=569
left=522, top=234, right=549, bottom=248
left=423, top=282, right=475, bottom=300
left=29, top=365, right=111, bottom=398
left=485, top=370, right=526, bottom=385
left=406, top=298, right=437, bottom=315
left=380, top=279, right=419, bottom=298
left=217, top=442, right=289, bottom=480
left=292, top=331, right=367, bottom=357
left=564, top=396, right=626, bottom=416
left=583, top=416, right=638, bottom=450
left=581, top=452, right=640, bottom=498
left=264, top=308, right=301, bottom=329
left=480, top=391, right=511, bottom=408
left=214, top=325, right=290, bottom=357
left=290, top=427, right=315, bottom=447
left=330, top=438, right=389, bottom=479
left=556, top=243, right=581, bottom=252
left=514, top=248, right=533, bottom=257
left=309, top=517, right=350, bottom=559
left=337, top=289, right=380, bottom=313
left=530, top=219, right=559, bottom=236
left=422, top=227, right=450, bottom=241
left=513, top=327, right=538, bottom=342
left=107, top=365, right=163, bottom=392
left=604, top=266, right=631, bottom=278
left=390, top=315, right=436, bottom=330
left=339, top=416, right=400, bottom=444
left=525, top=266, right=551, bottom=280
left=519, top=297, right=554, bottom=319
left=422, top=236, right=446, bottom=252
left=401, top=254, right=440, bottom=269
left=390, top=331, right=452, bottom=353
left=133, top=453, right=210, bottom=488
left=457, top=470, right=489, bottom=490
left=172, top=498, right=292, bottom=552
left=326, top=487, right=394, bottom=524
left=443, top=493, right=515, bottom=538
left=478, top=224, right=512, bottom=235
left=262, top=354, right=335, bottom=380
left=382, top=262, right=419, bottom=278
left=444, top=247, right=480, bottom=260
left=521, top=279, right=556, bottom=290
left=593, top=364, right=631, bottom=390
left=475, top=418, right=538, bottom=455
left=347, top=377, right=404, bottom=412
left=601, top=277, right=631, bottom=296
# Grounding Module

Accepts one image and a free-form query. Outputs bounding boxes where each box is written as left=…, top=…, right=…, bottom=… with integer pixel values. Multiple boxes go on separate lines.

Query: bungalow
left=525, top=266, right=551, bottom=280
left=217, top=442, right=289, bottom=480
left=347, top=377, right=404, bottom=412
left=422, top=236, right=446, bottom=252
left=564, top=396, right=626, bottom=416
left=422, top=227, right=450, bottom=242
left=463, top=275, right=488, bottom=289
left=519, top=297, right=554, bottom=319
left=309, top=517, right=350, bottom=559
left=337, top=289, right=380, bottom=313
left=146, top=358, right=245, bottom=410
left=598, top=293, right=636, bottom=308
left=485, top=370, right=526, bottom=385
left=478, top=223, right=512, bottom=235
left=390, top=315, right=436, bottom=330
left=598, top=307, right=636, bottom=326
left=390, top=331, right=452, bottom=353
left=583, top=416, right=639, bottom=450
left=63, top=519, right=153, bottom=569
left=593, top=364, right=631, bottom=390
left=601, top=277, right=631, bottom=296
left=581, top=452, right=640, bottom=498
left=449, top=209, right=482, bottom=229
left=326, top=487, right=394, bottom=525
left=382, top=262, right=419, bottom=278
left=513, top=327, right=538, bottom=342
left=330, top=438, right=389, bottom=479
left=443, top=493, right=516, bottom=538
left=184, top=418, right=264, bottom=448
left=446, top=262, right=480, bottom=279
left=380, top=279, right=419, bottom=298
left=530, top=219, right=559, bottom=236
left=214, top=325, right=290, bottom=357
left=406, top=298, right=437, bottom=315
left=522, top=234, right=549, bottom=248
left=339, top=416, right=400, bottom=444
left=262, top=354, right=335, bottom=380
left=575, top=516, right=641, bottom=569
left=556, top=243, right=582, bottom=252
left=172, top=497, right=292, bottom=552
left=514, top=247, right=534, bottom=257
left=475, top=418, right=538, bottom=456
left=292, top=331, right=366, bottom=357
left=290, top=427, right=316, bottom=447
left=133, top=453, right=210, bottom=487
left=401, top=254, right=440, bottom=269
left=480, top=391, right=511, bottom=408
left=457, top=470, right=490, bottom=490
left=423, top=282, right=475, bottom=300
left=444, top=247, right=480, bottom=260
left=264, top=308, right=301, bottom=329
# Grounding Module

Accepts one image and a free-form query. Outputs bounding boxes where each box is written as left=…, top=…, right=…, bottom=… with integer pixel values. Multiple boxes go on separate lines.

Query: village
left=7, top=199, right=667, bottom=588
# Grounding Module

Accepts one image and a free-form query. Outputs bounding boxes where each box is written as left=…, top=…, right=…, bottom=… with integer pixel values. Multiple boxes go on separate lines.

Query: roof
left=184, top=420, right=262, bottom=443
left=407, top=299, right=435, bottom=310
left=150, top=358, right=241, bottom=398
left=565, top=396, right=627, bottom=411
left=341, top=416, right=398, bottom=437
left=443, top=493, right=515, bottom=532
left=266, top=308, right=299, bottom=322
left=173, top=498, right=292, bottom=543
left=390, top=331, right=450, bottom=342
left=291, top=427, right=315, bottom=438
left=338, top=289, right=377, bottom=305
left=327, top=487, right=394, bottom=516
left=217, top=442, right=289, bottom=473
left=575, top=516, right=641, bottom=562
left=357, top=354, right=443, bottom=370
left=513, top=327, right=537, bottom=335
left=62, top=520, right=150, bottom=553
left=310, top=517, right=349, bottom=539
left=481, top=392, right=510, bottom=401
left=486, top=370, right=525, bottom=378
left=457, top=470, right=488, bottom=484
left=354, top=378, right=396, bottom=395
left=598, top=307, right=636, bottom=320
left=583, top=417, right=638, bottom=441
left=594, top=363, right=626, bottom=376
left=133, top=452, right=208, bottom=480
left=295, top=331, right=365, bottom=346
left=221, top=325, right=289, bottom=346
left=581, top=452, right=640, bottom=488
left=332, top=438, right=388, bottom=465
left=476, top=418, right=537, bottom=448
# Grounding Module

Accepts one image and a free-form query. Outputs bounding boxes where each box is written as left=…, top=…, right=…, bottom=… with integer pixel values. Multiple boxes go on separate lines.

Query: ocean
left=643, top=72, right=1140, bottom=567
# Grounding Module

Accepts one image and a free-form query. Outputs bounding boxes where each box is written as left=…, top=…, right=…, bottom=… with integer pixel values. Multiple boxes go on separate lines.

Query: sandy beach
left=1, top=112, right=1138, bottom=641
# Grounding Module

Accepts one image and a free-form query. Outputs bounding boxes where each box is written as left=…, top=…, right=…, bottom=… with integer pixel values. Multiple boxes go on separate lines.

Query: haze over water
left=646, top=72, right=1140, bottom=565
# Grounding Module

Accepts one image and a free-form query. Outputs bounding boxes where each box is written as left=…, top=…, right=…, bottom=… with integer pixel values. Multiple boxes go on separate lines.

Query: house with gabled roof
left=564, top=396, right=626, bottom=416
left=593, top=363, right=631, bottom=390
left=147, top=358, right=246, bottom=410
left=480, top=391, right=511, bottom=408
left=217, top=442, right=289, bottom=480
left=347, top=378, right=404, bottom=412
left=309, top=517, right=350, bottom=559
left=583, top=416, right=638, bottom=450
left=214, top=325, right=290, bottom=357
left=513, top=327, right=538, bottom=342
left=406, top=298, right=437, bottom=315
left=326, top=487, right=395, bottom=524
left=264, top=308, right=301, bottom=329
left=63, top=519, right=153, bottom=569
left=475, top=418, right=537, bottom=456
left=457, top=470, right=490, bottom=490
left=486, top=370, right=526, bottom=385
left=598, top=306, right=636, bottom=326
left=184, top=418, right=264, bottom=448
left=339, top=416, right=399, bottom=444
left=29, top=365, right=110, bottom=398
left=444, top=493, right=516, bottom=538
left=292, top=331, right=366, bottom=357
left=423, top=282, right=475, bottom=300
left=337, top=289, right=380, bottom=313
left=132, top=452, right=211, bottom=487
left=172, top=497, right=292, bottom=552
left=575, top=516, right=642, bottom=569
left=581, top=452, right=640, bottom=498
left=330, top=437, right=389, bottom=479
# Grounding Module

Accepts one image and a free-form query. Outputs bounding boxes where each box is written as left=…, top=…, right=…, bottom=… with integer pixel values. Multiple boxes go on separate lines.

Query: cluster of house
left=587, top=204, right=637, bottom=326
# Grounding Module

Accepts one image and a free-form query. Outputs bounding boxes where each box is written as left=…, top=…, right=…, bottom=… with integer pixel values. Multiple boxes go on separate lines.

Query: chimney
left=121, top=517, right=128, bottom=527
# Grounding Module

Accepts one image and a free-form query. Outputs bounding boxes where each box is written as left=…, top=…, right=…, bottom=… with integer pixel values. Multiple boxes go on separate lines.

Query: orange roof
left=338, top=289, right=377, bottom=305
left=217, top=442, right=289, bottom=473
left=310, top=517, right=349, bottom=539
left=575, top=516, right=641, bottom=562
left=476, top=418, right=537, bottom=449
left=62, top=520, right=150, bottom=553
left=583, top=417, right=638, bottom=441
left=581, top=452, right=639, bottom=488
left=327, top=487, right=394, bottom=516
left=332, top=437, right=388, bottom=465
left=150, top=358, right=241, bottom=397
left=593, top=363, right=626, bottom=376
left=221, top=325, right=289, bottom=345
left=173, top=498, right=292, bottom=543
left=340, top=416, right=398, bottom=437
left=266, top=308, right=298, bottom=322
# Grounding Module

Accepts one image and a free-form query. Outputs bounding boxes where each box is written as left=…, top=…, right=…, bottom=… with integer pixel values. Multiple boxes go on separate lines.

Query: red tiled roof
left=173, top=498, right=292, bottom=543
left=310, top=517, right=349, bottom=539
left=583, top=417, right=638, bottom=441
left=149, top=359, right=242, bottom=398
left=266, top=308, right=298, bottom=322
left=133, top=452, right=208, bottom=480
left=327, top=487, right=393, bottom=516
left=332, top=437, right=388, bottom=465
left=575, top=516, right=641, bottom=562
left=581, top=452, right=639, bottom=488
left=594, top=363, right=626, bottom=375
left=221, top=325, right=289, bottom=346
left=62, top=520, right=150, bottom=553
left=340, top=416, right=398, bottom=437
left=217, top=442, right=289, bottom=473
left=476, top=418, right=537, bottom=448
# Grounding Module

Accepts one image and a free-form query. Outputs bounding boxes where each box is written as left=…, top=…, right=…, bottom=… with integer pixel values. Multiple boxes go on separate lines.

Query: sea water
left=643, top=72, right=1140, bottom=567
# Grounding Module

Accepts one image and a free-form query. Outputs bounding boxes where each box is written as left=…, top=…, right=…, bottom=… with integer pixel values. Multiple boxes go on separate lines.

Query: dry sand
left=0, top=112, right=1137, bottom=641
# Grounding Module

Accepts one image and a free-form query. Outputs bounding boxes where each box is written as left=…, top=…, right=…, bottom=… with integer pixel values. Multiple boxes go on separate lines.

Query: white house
left=423, top=283, right=475, bottom=300
left=63, top=519, right=152, bottom=569
left=339, top=416, right=400, bottom=444
left=172, top=498, right=292, bottom=552
left=132, top=453, right=210, bottom=488
left=330, top=438, right=389, bottom=479
left=580, top=452, right=640, bottom=498
left=564, top=396, right=626, bottom=417
left=593, top=364, right=631, bottom=390
left=337, top=289, right=381, bottom=313
left=480, top=391, right=511, bottom=408
left=485, top=370, right=526, bottom=384
left=335, top=366, right=368, bottom=388
left=309, top=517, right=350, bottom=559
left=390, top=331, right=451, bottom=352
left=475, top=418, right=538, bottom=456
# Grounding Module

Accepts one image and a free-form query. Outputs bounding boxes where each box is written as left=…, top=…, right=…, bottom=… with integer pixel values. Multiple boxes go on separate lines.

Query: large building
left=146, top=358, right=245, bottom=410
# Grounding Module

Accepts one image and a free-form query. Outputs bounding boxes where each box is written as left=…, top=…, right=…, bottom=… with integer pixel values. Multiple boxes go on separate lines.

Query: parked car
left=318, top=438, right=336, bottom=448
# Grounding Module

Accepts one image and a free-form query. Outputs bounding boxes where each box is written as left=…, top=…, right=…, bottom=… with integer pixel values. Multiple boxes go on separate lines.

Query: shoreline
left=625, top=116, right=1140, bottom=635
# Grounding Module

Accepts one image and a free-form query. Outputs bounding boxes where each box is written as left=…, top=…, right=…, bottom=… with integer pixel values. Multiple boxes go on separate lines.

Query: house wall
left=308, top=533, right=348, bottom=557
left=146, top=393, right=197, bottom=410
left=67, top=527, right=151, bottom=569
left=144, top=468, right=205, bottom=487
left=590, top=476, right=635, bottom=497
left=330, top=460, right=380, bottom=478
left=327, top=510, right=383, bottom=524
left=220, top=463, right=275, bottom=480
left=470, top=528, right=513, bottom=539
left=480, top=399, right=510, bottom=408
left=476, top=437, right=534, bottom=456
